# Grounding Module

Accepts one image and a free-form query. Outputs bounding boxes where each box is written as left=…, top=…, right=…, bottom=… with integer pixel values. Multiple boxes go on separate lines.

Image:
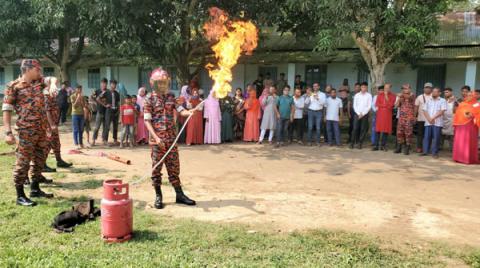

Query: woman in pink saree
left=136, top=87, right=149, bottom=144
left=452, top=92, right=480, bottom=164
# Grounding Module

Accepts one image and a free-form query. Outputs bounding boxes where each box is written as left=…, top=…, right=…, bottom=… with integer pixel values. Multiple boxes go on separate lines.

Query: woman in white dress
left=258, top=86, right=279, bottom=144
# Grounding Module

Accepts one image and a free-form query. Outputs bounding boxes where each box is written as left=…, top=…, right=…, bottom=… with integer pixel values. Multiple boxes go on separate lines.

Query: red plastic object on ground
left=101, top=179, right=133, bottom=243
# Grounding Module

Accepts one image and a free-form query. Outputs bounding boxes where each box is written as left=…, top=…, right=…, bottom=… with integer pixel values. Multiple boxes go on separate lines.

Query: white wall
left=385, top=63, right=417, bottom=93
left=295, top=63, right=306, bottom=81
left=117, top=66, right=139, bottom=95
left=476, top=61, right=480, bottom=89
left=245, top=64, right=259, bottom=86
left=326, top=63, right=357, bottom=89
left=76, top=68, right=89, bottom=94
left=1, top=66, right=14, bottom=88
left=231, top=64, right=245, bottom=91
left=445, top=62, right=467, bottom=91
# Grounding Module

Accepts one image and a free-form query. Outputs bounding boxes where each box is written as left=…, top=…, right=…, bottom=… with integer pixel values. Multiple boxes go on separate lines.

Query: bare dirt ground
left=26, top=129, right=480, bottom=246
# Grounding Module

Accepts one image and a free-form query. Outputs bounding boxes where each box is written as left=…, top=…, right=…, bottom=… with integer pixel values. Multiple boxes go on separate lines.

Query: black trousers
left=352, top=113, right=369, bottom=145
left=416, top=121, right=425, bottom=150
left=59, top=105, right=68, bottom=124
left=289, top=118, right=304, bottom=142
left=104, top=108, right=119, bottom=142
left=348, top=111, right=354, bottom=143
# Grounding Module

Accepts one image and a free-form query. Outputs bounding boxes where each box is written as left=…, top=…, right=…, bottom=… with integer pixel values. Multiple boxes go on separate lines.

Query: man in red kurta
left=373, top=83, right=396, bottom=151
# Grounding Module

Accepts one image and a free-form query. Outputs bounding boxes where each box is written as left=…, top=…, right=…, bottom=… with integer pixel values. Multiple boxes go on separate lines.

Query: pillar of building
left=465, top=61, right=477, bottom=89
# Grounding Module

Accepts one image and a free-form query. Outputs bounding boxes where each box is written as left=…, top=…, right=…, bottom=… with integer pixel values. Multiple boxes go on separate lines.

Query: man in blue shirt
left=275, top=85, right=294, bottom=147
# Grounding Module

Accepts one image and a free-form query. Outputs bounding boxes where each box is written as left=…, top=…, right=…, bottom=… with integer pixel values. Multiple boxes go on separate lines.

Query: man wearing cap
left=2, top=59, right=54, bottom=207
left=144, top=67, right=196, bottom=209
left=414, top=82, right=433, bottom=153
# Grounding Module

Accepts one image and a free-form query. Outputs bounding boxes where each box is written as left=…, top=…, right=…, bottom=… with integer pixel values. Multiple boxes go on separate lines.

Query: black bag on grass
left=52, top=199, right=101, bottom=233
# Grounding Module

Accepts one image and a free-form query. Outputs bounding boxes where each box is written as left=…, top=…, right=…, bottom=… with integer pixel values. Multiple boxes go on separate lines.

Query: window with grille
left=305, top=65, right=327, bottom=90
left=88, top=68, right=100, bottom=89
left=416, top=64, right=446, bottom=95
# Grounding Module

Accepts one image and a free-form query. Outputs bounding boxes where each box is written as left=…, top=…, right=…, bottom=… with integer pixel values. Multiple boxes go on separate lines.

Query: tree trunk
left=352, top=34, right=391, bottom=93
left=60, top=65, right=70, bottom=83
left=369, top=63, right=386, bottom=93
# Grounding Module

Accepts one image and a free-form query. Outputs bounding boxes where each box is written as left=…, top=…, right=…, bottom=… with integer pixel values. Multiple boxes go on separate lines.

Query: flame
left=203, top=7, right=258, bottom=98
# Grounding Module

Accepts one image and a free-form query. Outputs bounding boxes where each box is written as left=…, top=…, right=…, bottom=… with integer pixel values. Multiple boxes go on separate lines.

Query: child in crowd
left=131, top=95, right=140, bottom=144
left=120, top=95, right=136, bottom=148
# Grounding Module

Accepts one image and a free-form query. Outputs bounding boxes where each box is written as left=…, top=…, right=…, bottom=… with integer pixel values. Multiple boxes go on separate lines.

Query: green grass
left=0, top=142, right=478, bottom=267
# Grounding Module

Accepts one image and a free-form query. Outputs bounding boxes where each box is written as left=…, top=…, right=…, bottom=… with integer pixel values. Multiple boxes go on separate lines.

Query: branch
left=394, top=0, right=407, bottom=12
left=68, top=35, right=85, bottom=68
left=352, top=32, right=377, bottom=67
left=191, top=53, right=206, bottom=78
left=183, top=0, right=199, bottom=54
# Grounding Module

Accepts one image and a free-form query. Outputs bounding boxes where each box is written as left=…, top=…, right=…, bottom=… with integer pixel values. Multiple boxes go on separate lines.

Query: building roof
left=244, top=12, right=480, bottom=63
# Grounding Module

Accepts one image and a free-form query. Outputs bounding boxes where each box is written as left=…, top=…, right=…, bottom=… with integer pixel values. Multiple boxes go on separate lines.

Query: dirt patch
left=49, top=131, right=480, bottom=246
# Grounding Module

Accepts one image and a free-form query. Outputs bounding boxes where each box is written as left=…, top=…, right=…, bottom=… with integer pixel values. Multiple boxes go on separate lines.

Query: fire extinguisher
left=101, top=179, right=133, bottom=243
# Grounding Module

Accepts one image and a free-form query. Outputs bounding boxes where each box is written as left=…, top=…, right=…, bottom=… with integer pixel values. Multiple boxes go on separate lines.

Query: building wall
left=476, top=62, right=480, bottom=89
left=384, top=64, right=417, bottom=93
left=326, top=63, right=357, bottom=89
left=2, top=60, right=478, bottom=98
left=445, top=62, right=467, bottom=91
left=117, top=66, right=139, bottom=95
left=76, top=68, right=89, bottom=94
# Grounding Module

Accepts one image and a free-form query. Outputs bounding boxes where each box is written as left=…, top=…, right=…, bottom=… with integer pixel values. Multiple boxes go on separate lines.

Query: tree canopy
left=0, top=0, right=93, bottom=81
left=87, top=0, right=276, bottom=85
left=276, top=0, right=464, bottom=88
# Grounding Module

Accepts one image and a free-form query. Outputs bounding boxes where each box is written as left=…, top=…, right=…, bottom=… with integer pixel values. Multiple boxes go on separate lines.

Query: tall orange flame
left=203, top=7, right=258, bottom=98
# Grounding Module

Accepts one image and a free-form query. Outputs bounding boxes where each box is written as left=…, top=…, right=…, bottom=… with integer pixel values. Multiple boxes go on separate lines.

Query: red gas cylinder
left=101, top=179, right=133, bottom=243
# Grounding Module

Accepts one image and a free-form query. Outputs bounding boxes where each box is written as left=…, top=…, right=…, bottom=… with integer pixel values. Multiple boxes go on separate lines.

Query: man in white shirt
left=350, top=82, right=372, bottom=149
left=421, top=87, right=447, bottom=158
left=289, top=88, right=305, bottom=144
left=414, top=82, right=433, bottom=153
left=325, top=88, right=343, bottom=146
left=304, top=83, right=327, bottom=146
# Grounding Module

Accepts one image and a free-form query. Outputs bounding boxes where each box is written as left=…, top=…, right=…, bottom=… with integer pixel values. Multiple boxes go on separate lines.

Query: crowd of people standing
left=174, top=74, right=480, bottom=165
left=60, top=73, right=480, bottom=165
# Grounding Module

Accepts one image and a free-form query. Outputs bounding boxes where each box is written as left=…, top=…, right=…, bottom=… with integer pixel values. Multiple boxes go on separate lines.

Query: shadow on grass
left=52, top=179, right=104, bottom=190
left=130, top=229, right=165, bottom=242
left=69, top=167, right=111, bottom=175
left=197, top=199, right=265, bottom=214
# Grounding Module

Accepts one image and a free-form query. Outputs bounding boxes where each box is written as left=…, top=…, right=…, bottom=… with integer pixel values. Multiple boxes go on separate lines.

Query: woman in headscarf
left=220, top=93, right=235, bottom=142
left=136, top=87, right=149, bottom=144
left=233, top=88, right=246, bottom=140
left=204, top=90, right=221, bottom=144
left=185, top=89, right=204, bottom=146
left=243, top=85, right=261, bottom=142
left=452, top=92, right=480, bottom=164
